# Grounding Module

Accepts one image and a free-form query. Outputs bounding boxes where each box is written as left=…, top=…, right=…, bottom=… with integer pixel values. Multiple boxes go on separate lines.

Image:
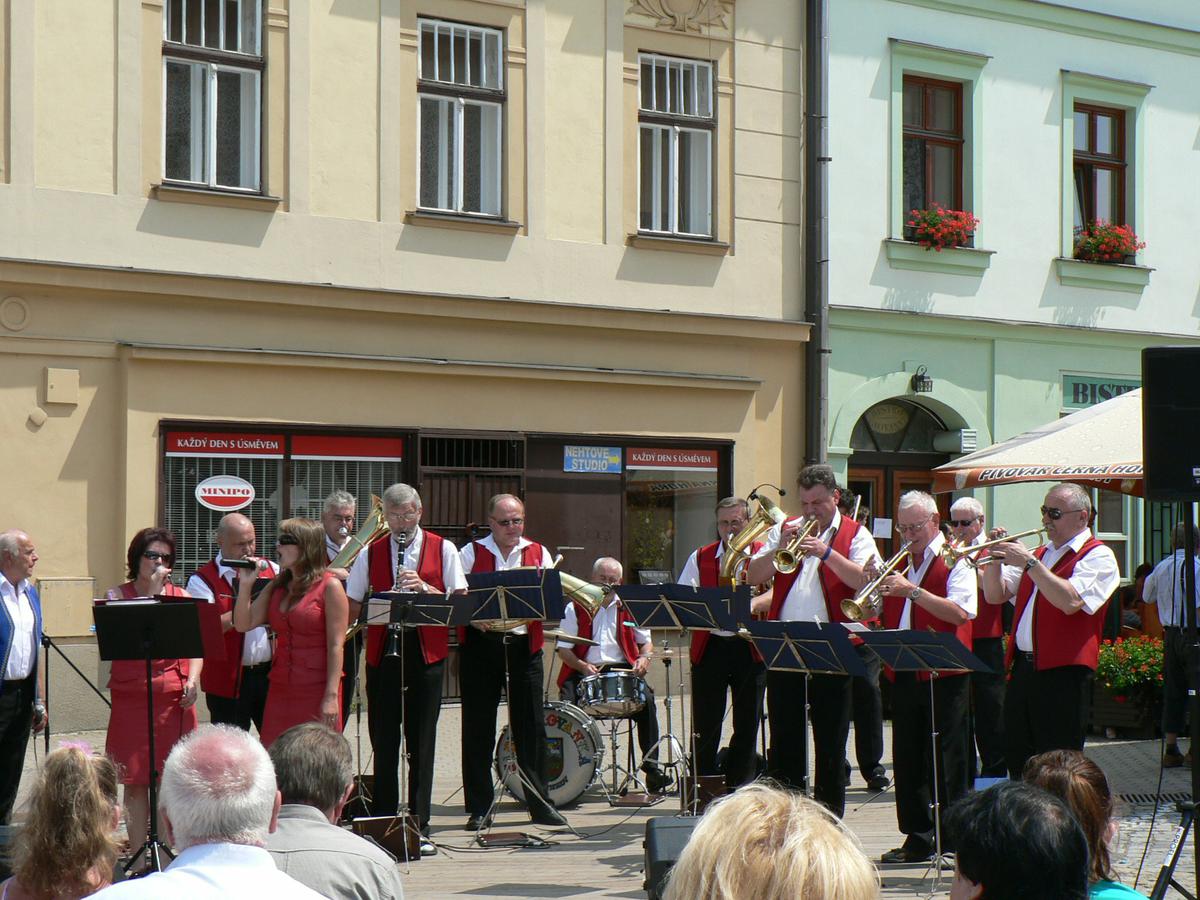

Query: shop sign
left=1061, top=374, right=1140, bottom=410
left=626, top=447, right=719, bottom=471
left=292, top=435, right=404, bottom=462
left=165, top=431, right=285, bottom=458
left=195, top=475, right=256, bottom=511
left=563, top=445, right=622, bottom=474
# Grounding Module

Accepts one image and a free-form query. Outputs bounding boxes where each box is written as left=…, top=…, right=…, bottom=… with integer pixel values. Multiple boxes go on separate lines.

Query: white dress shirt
left=896, top=533, right=977, bottom=630
left=678, top=544, right=736, bottom=637
left=751, top=512, right=879, bottom=622
left=1000, top=530, right=1120, bottom=652
left=459, top=535, right=554, bottom=635
left=557, top=597, right=649, bottom=665
left=0, top=573, right=37, bottom=680
left=1142, top=549, right=1200, bottom=628
left=325, top=533, right=349, bottom=562
left=344, top=528, right=468, bottom=604
left=186, top=553, right=277, bottom=666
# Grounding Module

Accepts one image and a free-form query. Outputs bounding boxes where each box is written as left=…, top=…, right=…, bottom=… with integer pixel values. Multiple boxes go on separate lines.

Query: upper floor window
left=418, top=19, right=505, bottom=217
left=1073, top=103, right=1126, bottom=229
left=902, top=75, right=962, bottom=218
left=163, top=0, right=262, bottom=192
left=638, top=53, right=714, bottom=238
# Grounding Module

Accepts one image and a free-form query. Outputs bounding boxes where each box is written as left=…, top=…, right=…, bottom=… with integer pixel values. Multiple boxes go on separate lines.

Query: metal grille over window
left=289, top=460, right=405, bottom=521
left=638, top=53, right=714, bottom=238
left=417, top=19, right=504, bottom=217
left=163, top=0, right=262, bottom=192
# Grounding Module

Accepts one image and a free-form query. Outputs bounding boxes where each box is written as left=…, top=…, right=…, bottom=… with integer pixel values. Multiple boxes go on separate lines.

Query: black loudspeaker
left=1142, top=347, right=1200, bottom=502
left=643, top=815, right=699, bottom=899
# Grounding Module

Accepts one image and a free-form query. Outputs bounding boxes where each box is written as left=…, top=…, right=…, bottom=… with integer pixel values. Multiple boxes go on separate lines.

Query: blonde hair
left=663, top=782, right=880, bottom=900
left=12, top=747, right=120, bottom=898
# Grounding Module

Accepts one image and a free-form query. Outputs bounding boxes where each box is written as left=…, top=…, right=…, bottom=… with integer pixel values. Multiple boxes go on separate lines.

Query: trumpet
left=841, top=542, right=911, bottom=622
left=774, top=517, right=819, bottom=575
left=942, top=528, right=1047, bottom=570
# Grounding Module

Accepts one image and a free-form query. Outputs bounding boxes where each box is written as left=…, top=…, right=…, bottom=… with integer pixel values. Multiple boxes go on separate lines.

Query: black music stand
left=856, top=630, right=990, bottom=891
left=93, top=597, right=207, bottom=875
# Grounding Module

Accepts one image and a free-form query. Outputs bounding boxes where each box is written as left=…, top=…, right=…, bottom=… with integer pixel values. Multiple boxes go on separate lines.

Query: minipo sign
left=195, top=475, right=256, bottom=511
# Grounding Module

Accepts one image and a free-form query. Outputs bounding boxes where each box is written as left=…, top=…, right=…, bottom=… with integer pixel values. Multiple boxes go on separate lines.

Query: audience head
left=1023, top=750, right=1119, bottom=885
left=158, top=725, right=280, bottom=851
left=663, top=782, right=879, bottom=900
left=11, top=745, right=120, bottom=897
left=946, top=781, right=1088, bottom=900
left=268, top=723, right=354, bottom=822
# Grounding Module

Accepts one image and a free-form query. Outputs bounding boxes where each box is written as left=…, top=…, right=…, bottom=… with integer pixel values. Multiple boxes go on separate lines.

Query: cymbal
left=544, top=628, right=599, bottom=647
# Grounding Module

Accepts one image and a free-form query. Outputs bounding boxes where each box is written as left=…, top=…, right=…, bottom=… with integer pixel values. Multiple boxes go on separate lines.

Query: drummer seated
left=556, top=558, right=670, bottom=794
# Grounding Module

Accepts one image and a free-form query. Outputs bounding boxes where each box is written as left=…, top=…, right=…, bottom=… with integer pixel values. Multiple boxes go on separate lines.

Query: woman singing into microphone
left=234, top=518, right=348, bottom=746
left=104, top=527, right=200, bottom=857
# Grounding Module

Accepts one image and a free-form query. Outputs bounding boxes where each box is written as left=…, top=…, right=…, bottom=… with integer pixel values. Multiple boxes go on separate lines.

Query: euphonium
left=559, top=570, right=609, bottom=619
left=841, top=542, right=912, bottom=622
left=719, top=494, right=789, bottom=586
left=774, top=517, right=819, bottom=575
left=330, top=494, right=390, bottom=570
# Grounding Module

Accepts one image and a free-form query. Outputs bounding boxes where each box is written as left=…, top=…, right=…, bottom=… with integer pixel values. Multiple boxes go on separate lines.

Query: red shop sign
left=291, top=435, right=404, bottom=462
left=165, top=431, right=285, bottom=458
left=626, top=447, right=719, bottom=471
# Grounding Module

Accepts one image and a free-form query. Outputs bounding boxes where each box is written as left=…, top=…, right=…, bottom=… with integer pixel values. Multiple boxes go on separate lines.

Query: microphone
left=224, top=558, right=258, bottom=570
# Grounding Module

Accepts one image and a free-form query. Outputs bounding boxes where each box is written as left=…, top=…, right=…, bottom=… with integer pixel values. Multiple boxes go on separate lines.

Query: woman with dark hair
left=1023, top=750, right=1147, bottom=898
left=235, top=518, right=348, bottom=746
left=103, top=527, right=200, bottom=857
left=1, top=745, right=122, bottom=898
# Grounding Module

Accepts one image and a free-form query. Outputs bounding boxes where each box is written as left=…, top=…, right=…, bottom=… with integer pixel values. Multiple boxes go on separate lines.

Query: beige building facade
left=1, top=0, right=806, bottom=643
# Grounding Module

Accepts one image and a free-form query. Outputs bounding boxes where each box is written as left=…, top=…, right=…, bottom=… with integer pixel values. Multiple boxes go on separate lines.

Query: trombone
left=773, top=517, right=819, bottom=574
left=941, top=528, right=1047, bottom=570
left=841, top=542, right=911, bottom=622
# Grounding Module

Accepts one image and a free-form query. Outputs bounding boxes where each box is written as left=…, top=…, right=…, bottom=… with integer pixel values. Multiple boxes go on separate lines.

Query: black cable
left=1134, top=732, right=1170, bottom=889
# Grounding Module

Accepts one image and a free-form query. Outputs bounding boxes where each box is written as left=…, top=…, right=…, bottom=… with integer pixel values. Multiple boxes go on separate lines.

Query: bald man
left=187, top=514, right=278, bottom=732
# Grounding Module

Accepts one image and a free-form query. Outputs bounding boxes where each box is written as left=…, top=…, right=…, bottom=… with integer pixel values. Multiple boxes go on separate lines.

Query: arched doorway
left=846, top=398, right=953, bottom=558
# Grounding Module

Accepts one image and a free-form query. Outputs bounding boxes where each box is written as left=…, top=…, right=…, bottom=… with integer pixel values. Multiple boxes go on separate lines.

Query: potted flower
left=905, top=205, right=980, bottom=252
left=1073, top=221, right=1145, bottom=263
left=1091, top=635, right=1163, bottom=737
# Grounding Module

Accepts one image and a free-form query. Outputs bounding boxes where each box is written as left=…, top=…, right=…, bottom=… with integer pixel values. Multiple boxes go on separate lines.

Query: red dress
left=259, top=571, right=341, bottom=747
left=104, top=583, right=198, bottom=786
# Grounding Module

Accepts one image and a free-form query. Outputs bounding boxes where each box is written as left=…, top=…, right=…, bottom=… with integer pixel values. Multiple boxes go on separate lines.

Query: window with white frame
left=418, top=19, right=504, bottom=217
left=163, top=0, right=262, bottom=192
left=638, top=53, right=714, bottom=238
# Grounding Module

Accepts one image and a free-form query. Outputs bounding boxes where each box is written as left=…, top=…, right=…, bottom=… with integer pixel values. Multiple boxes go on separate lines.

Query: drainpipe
left=803, top=0, right=830, bottom=466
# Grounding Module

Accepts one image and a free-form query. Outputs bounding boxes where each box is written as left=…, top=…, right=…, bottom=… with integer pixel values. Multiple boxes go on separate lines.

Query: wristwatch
left=908, top=586, right=921, bottom=601
left=1024, top=557, right=1039, bottom=572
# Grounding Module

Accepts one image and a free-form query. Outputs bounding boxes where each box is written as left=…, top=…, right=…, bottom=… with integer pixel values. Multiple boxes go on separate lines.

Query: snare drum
left=579, top=671, right=648, bottom=718
left=494, top=701, right=603, bottom=807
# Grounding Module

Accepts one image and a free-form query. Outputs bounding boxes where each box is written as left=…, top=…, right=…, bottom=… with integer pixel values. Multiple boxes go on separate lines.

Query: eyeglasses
left=895, top=520, right=931, bottom=535
left=949, top=518, right=980, bottom=528
left=276, top=534, right=299, bottom=546
left=493, top=518, right=525, bottom=527
left=386, top=509, right=421, bottom=523
left=142, top=551, right=171, bottom=562
left=1041, top=506, right=1084, bottom=521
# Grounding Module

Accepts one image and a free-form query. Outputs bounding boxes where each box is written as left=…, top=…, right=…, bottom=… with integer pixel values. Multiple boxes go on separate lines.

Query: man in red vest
left=876, top=490, right=977, bottom=864
left=555, top=557, right=668, bottom=793
left=745, top=464, right=878, bottom=818
left=459, top=494, right=567, bottom=829
left=321, top=490, right=360, bottom=730
left=981, top=482, right=1119, bottom=779
left=949, top=496, right=1007, bottom=780
left=345, top=483, right=467, bottom=855
left=186, top=513, right=278, bottom=732
left=678, top=496, right=766, bottom=791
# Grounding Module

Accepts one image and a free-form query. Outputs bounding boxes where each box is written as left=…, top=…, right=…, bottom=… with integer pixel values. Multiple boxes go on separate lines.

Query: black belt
left=1015, top=651, right=1036, bottom=663
left=0, top=673, right=35, bottom=696
left=242, top=661, right=271, bottom=672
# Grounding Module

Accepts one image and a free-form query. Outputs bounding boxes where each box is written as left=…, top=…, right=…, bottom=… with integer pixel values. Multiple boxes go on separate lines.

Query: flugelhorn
left=841, top=542, right=911, bottom=622
left=774, top=517, right=819, bottom=575
left=942, top=528, right=1047, bottom=570
left=718, top=489, right=789, bottom=586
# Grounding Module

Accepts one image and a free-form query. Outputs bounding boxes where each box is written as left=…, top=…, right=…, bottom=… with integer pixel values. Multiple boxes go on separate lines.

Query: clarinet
left=384, top=530, right=408, bottom=659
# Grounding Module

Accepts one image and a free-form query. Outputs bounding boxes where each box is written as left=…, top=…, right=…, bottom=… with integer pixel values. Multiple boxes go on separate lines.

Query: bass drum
left=494, top=701, right=603, bottom=807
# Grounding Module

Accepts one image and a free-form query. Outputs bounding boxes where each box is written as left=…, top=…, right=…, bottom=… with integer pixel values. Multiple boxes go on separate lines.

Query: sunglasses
left=277, top=534, right=300, bottom=546
left=1041, top=506, right=1084, bottom=521
left=493, top=518, right=524, bottom=527
left=949, top=518, right=979, bottom=528
left=142, top=551, right=172, bottom=562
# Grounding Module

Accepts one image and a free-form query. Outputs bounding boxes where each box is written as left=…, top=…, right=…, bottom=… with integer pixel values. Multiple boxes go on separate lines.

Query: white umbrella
left=932, top=388, right=1143, bottom=496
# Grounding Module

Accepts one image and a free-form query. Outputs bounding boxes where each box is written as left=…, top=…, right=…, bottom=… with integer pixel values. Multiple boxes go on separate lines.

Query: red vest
left=464, top=541, right=547, bottom=653
left=364, top=531, right=451, bottom=667
left=195, top=561, right=246, bottom=698
left=768, top=517, right=866, bottom=624
left=1005, top=538, right=1108, bottom=672
left=882, top=551, right=972, bottom=680
left=555, top=600, right=640, bottom=687
left=690, top=540, right=764, bottom=665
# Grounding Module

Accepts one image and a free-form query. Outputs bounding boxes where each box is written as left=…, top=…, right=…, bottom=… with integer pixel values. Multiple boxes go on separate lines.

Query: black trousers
left=766, top=670, right=851, bottom=818
left=690, top=635, right=765, bottom=789
left=970, top=637, right=1007, bottom=778
left=891, top=673, right=971, bottom=847
left=460, top=629, right=555, bottom=819
left=1004, top=655, right=1091, bottom=779
left=341, top=629, right=364, bottom=730
left=365, top=629, right=444, bottom=828
left=1162, top=627, right=1194, bottom=736
left=0, top=674, right=34, bottom=825
left=561, top=668, right=661, bottom=762
left=205, top=663, right=270, bottom=733
left=850, top=644, right=885, bottom=776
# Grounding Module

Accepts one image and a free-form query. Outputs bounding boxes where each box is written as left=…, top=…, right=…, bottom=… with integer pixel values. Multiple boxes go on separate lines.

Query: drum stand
left=598, top=715, right=645, bottom=802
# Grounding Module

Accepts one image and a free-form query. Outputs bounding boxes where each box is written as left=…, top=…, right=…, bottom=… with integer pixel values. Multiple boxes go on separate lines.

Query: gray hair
left=950, top=497, right=984, bottom=520
left=715, top=497, right=750, bottom=517
left=322, top=490, right=357, bottom=514
left=592, top=557, right=623, bottom=579
left=381, top=483, right=421, bottom=510
left=898, top=490, right=938, bottom=518
left=159, top=725, right=278, bottom=850
left=268, top=723, right=352, bottom=813
left=487, top=493, right=523, bottom=515
left=0, top=530, right=26, bottom=562
left=1048, top=482, right=1092, bottom=515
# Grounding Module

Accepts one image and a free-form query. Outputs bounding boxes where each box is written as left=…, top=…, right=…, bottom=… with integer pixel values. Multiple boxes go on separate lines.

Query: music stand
left=93, top=597, right=210, bottom=874
left=856, top=630, right=990, bottom=891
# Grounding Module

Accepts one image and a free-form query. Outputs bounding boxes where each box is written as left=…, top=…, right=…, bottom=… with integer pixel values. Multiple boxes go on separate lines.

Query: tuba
left=718, top=493, right=789, bottom=586
left=841, top=542, right=911, bottom=622
left=330, top=494, right=389, bottom=570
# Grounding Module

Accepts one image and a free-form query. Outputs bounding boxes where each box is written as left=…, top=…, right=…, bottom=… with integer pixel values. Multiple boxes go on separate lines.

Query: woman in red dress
left=104, top=527, right=201, bottom=855
left=235, top=517, right=348, bottom=746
